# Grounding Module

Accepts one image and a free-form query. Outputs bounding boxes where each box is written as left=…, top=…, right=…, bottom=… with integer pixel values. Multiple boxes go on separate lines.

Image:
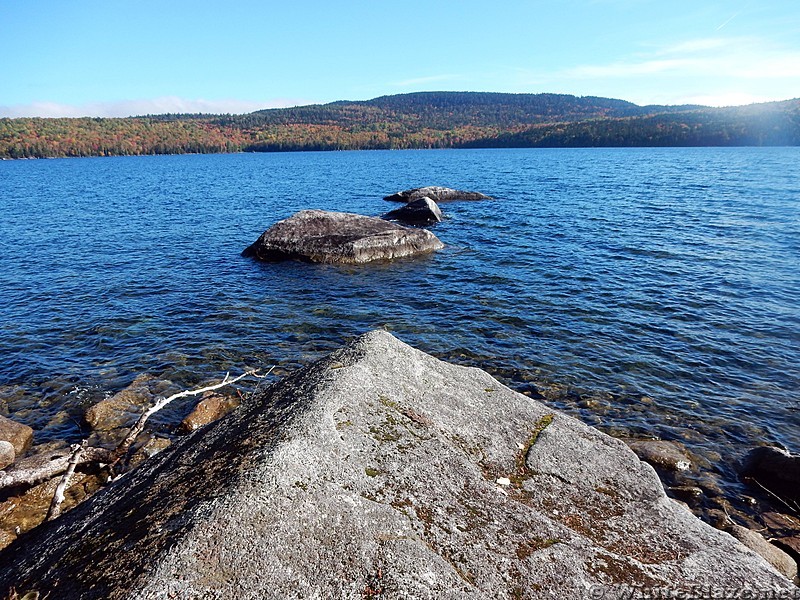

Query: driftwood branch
left=45, top=440, right=87, bottom=521
left=109, top=368, right=264, bottom=469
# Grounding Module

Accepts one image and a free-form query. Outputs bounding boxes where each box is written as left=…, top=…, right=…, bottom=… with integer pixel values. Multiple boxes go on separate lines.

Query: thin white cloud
left=0, top=96, right=309, bottom=118
left=504, top=34, right=800, bottom=106
left=561, top=36, right=800, bottom=81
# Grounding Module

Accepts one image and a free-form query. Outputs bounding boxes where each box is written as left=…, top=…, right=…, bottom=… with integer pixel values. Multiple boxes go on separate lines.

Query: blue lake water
left=1, top=148, right=798, bottom=515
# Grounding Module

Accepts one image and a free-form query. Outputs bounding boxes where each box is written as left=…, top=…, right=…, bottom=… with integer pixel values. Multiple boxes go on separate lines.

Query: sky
left=1, top=0, right=799, bottom=117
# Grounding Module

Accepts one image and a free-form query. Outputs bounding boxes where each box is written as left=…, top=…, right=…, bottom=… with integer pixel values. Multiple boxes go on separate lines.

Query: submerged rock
left=383, top=197, right=443, bottom=226
left=84, top=374, right=174, bottom=432
left=624, top=439, right=693, bottom=472
left=0, top=332, right=792, bottom=597
left=0, top=415, right=33, bottom=457
left=242, top=210, right=444, bottom=264
left=384, top=186, right=492, bottom=203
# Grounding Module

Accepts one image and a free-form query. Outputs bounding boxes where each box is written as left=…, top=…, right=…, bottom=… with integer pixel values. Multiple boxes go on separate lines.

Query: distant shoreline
left=2, top=91, right=798, bottom=159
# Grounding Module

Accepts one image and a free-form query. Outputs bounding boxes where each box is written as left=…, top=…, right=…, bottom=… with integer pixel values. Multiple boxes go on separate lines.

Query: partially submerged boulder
left=0, top=332, right=792, bottom=598
left=383, top=196, right=443, bottom=226
left=242, top=210, right=444, bottom=264
left=178, top=391, right=239, bottom=434
left=84, top=374, right=173, bottom=432
left=0, top=415, right=33, bottom=457
left=384, top=185, right=491, bottom=203
left=624, top=439, right=693, bottom=472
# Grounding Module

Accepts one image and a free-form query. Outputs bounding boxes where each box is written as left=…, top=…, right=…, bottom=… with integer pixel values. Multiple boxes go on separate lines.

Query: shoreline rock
left=0, top=416, right=34, bottom=460
left=178, top=391, right=239, bottom=434
left=384, top=186, right=492, bottom=203
left=242, top=210, right=444, bottom=264
left=0, top=331, right=791, bottom=597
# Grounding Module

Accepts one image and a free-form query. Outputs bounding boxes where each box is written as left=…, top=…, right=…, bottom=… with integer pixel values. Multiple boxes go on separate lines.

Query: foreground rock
left=0, top=332, right=791, bottom=598
left=0, top=442, right=14, bottom=470
left=383, top=196, right=443, bottom=226
left=384, top=186, right=492, bottom=203
left=242, top=210, right=444, bottom=264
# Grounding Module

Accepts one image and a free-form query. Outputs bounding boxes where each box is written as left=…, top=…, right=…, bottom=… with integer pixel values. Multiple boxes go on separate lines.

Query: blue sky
left=2, top=0, right=799, bottom=117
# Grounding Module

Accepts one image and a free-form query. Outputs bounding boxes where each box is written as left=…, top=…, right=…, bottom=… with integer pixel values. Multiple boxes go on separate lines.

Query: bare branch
left=46, top=440, right=87, bottom=521
left=0, top=367, right=270, bottom=491
left=110, top=368, right=267, bottom=469
left=750, top=478, right=800, bottom=514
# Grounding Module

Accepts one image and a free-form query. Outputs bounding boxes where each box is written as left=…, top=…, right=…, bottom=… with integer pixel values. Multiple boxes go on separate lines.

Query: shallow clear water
left=1, top=148, right=798, bottom=513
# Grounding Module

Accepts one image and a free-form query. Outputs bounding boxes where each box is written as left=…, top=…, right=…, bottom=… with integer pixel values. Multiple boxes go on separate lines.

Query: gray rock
left=624, top=438, right=693, bottom=472
left=724, top=524, right=797, bottom=580
left=0, top=414, right=33, bottom=456
left=242, top=210, right=444, bottom=264
left=384, top=197, right=443, bottom=226
left=384, top=186, right=491, bottom=203
left=0, top=440, right=14, bottom=470
left=0, top=332, right=792, bottom=599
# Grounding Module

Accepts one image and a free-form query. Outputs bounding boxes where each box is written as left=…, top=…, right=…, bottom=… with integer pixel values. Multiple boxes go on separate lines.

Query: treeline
left=1, top=92, right=798, bottom=159
left=0, top=117, right=247, bottom=159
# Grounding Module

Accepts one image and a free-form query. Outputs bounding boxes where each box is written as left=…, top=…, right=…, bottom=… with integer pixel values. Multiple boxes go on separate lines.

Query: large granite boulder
left=383, top=197, right=443, bottom=226
left=0, top=332, right=791, bottom=598
left=242, top=210, right=444, bottom=264
left=384, top=186, right=491, bottom=203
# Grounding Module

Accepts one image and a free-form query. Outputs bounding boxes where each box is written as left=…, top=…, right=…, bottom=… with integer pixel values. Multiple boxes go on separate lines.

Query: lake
left=1, top=147, right=798, bottom=518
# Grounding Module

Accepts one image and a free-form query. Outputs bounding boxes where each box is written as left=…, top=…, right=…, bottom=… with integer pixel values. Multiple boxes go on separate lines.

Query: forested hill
left=1, top=92, right=798, bottom=159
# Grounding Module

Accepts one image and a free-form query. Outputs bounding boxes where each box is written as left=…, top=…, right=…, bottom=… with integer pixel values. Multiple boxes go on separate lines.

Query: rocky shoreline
left=0, top=331, right=796, bottom=597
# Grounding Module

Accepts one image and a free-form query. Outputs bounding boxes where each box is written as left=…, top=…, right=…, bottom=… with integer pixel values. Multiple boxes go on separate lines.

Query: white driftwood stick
left=111, top=368, right=264, bottom=467
left=46, top=440, right=87, bottom=521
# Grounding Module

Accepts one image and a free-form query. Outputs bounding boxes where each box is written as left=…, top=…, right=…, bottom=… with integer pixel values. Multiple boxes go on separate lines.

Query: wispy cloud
left=0, top=96, right=309, bottom=118
left=508, top=34, right=800, bottom=106
left=557, top=35, right=800, bottom=88
left=564, top=36, right=800, bottom=80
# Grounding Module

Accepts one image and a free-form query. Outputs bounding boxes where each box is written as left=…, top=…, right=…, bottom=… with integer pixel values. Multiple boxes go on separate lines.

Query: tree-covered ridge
left=0, top=92, right=798, bottom=159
